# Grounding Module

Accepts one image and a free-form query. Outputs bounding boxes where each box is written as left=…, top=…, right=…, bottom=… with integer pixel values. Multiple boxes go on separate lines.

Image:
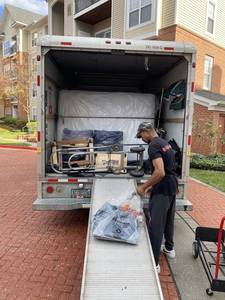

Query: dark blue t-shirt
left=148, top=137, right=177, bottom=196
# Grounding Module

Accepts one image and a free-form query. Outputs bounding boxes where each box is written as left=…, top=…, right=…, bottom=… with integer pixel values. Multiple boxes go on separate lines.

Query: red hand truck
left=193, top=216, right=225, bottom=296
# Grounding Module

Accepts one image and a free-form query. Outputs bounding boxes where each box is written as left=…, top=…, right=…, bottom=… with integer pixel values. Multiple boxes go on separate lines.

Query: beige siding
left=214, top=0, right=225, bottom=48
left=93, top=18, right=111, bottom=35
left=75, top=21, right=92, bottom=36
left=21, top=30, right=28, bottom=52
left=161, top=0, right=176, bottom=28
left=177, top=0, right=207, bottom=36
left=177, top=0, right=225, bottom=48
left=111, top=0, right=125, bottom=38
left=64, top=0, right=74, bottom=35
left=125, top=22, right=157, bottom=39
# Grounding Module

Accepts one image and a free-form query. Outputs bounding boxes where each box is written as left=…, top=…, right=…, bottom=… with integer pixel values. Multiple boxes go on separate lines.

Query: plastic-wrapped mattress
left=57, top=90, right=156, bottom=158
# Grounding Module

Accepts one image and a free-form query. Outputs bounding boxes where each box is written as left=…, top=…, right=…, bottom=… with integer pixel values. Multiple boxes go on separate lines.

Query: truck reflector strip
left=164, top=47, right=174, bottom=51
left=37, top=75, right=40, bottom=86
left=47, top=178, right=58, bottom=183
left=47, top=178, right=80, bottom=183
left=61, top=42, right=72, bottom=46
left=37, top=131, right=41, bottom=142
left=191, top=82, right=195, bottom=92
left=68, top=178, right=78, bottom=183
left=188, top=135, right=192, bottom=146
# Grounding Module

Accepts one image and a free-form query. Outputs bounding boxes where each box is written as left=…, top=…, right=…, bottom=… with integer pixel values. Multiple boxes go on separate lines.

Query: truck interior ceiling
left=45, top=49, right=189, bottom=177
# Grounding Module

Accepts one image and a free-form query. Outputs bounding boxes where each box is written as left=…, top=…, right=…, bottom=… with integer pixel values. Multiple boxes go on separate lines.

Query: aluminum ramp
left=80, top=178, right=164, bottom=300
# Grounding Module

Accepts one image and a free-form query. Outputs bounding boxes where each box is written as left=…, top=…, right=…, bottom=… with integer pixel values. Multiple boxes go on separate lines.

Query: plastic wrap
left=92, top=193, right=142, bottom=245
left=57, top=90, right=155, bottom=159
left=58, top=90, right=155, bottom=118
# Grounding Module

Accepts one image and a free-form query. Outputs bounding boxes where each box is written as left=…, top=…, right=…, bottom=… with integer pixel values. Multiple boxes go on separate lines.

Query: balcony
left=75, top=0, right=111, bottom=25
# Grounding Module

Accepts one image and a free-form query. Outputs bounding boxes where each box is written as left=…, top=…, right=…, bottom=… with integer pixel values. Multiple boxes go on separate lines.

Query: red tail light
left=188, top=135, right=192, bottom=146
left=47, top=186, right=54, bottom=193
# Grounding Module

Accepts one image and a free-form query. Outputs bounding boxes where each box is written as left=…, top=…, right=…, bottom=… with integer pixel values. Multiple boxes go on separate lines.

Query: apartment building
left=0, top=4, right=47, bottom=121
left=46, top=0, right=225, bottom=154
left=25, top=16, right=48, bottom=121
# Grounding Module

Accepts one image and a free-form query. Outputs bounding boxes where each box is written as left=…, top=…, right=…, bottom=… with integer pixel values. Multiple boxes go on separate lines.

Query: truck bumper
left=33, top=198, right=192, bottom=211
left=32, top=198, right=91, bottom=211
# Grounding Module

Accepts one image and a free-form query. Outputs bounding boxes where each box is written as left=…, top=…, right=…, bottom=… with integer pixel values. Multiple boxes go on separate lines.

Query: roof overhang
left=194, top=94, right=225, bottom=112
left=11, top=21, right=27, bottom=28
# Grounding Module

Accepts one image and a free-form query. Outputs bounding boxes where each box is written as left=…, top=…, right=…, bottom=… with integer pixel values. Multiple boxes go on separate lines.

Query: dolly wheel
left=206, top=288, right=213, bottom=296
left=192, top=241, right=199, bottom=259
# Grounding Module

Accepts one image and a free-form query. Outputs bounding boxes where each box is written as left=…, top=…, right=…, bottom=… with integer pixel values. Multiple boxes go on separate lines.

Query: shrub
left=191, top=154, right=225, bottom=171
left=1, top=117, right=27, bottom=130
left=26, top=121, right=37, bottom=133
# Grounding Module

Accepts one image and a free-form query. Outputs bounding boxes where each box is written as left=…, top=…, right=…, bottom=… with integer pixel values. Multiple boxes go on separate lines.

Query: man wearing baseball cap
left=136, top=122, right=177, bottom=274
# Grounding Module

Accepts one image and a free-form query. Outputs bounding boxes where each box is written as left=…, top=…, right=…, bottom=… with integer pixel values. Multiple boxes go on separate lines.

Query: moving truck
left=33, top=36, right=196, bottom=211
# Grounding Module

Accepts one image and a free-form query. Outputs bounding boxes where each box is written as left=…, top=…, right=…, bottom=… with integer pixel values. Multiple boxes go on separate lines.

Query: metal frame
left=193, top=217, right=225, bottom=295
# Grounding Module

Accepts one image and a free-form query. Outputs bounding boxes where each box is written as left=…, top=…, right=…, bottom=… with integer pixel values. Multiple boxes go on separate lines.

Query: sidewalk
left=166, top=178, right=225, bottom=300
left=187, top=178, right=225, bottom=228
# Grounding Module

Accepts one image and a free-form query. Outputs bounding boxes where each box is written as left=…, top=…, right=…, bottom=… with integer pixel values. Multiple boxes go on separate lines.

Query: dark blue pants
left=148, top=194, right=176, bottom=265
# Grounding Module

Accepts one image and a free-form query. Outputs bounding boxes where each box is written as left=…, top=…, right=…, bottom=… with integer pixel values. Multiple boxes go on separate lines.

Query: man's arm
left=137, top=157, right=165, bottom=195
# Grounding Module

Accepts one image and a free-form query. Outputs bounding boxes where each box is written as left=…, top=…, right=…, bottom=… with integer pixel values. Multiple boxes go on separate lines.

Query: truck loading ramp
left=80, top=178, right=164, bottom=300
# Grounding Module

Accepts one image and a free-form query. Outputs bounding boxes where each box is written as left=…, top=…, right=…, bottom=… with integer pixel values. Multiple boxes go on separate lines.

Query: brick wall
left=158, top=25, right=225, bottom=94
left=158, top=25, right=225, bottom=155
left=192, top=103, right=221, bottom=155
left=158, top=25, right=176, bottom=41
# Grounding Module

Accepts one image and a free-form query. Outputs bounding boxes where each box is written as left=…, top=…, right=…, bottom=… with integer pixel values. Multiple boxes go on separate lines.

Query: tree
left=0, top=53, right=32, bottom=121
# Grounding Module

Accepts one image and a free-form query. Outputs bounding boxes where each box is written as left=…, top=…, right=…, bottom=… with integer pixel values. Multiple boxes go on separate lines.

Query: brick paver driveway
left=0, top=149, right=88, bottom=300
left=0, top=149, right=178, bottom=300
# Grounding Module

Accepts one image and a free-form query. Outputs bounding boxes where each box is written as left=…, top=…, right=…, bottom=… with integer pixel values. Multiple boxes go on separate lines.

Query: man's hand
left=136, top=185, right=146, bottom=196
left=144, top=186, right=152, bottom=197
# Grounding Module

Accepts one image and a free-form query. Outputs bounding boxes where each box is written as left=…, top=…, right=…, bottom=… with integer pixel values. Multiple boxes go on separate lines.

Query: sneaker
left=156, top=264, right=160, bottom=274
left=162, top=246, right=176, bottom=259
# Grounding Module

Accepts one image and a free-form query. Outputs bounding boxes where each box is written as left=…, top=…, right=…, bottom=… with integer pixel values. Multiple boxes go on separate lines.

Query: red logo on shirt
left=162, top=144, right=172, bottom=152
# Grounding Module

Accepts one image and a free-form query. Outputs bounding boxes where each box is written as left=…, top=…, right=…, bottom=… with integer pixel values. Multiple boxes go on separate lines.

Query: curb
left=0, top=145, right=37, bottom=151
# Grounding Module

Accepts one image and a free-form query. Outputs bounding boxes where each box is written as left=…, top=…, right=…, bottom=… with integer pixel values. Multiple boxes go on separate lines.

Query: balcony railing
left=75, top=0, right=102, bottom=14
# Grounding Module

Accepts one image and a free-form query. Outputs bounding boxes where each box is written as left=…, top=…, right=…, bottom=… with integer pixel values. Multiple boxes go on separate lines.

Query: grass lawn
left=190, top=168, right=225, bottom=193
left=0, top=126, right=30, bottom=146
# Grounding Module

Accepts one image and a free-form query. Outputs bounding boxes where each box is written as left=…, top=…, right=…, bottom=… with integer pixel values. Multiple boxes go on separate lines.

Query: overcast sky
left=0, top=0, right=48, bottom=16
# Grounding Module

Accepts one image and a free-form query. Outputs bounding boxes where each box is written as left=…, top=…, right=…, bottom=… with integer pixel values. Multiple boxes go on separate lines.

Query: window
left=207, top=0, right=216, bottom=35
left=32, top=32, right=38, bottom=47
left=32, top=107, right=37, bottom=121
left=11, top=60, right=17, bottom=78
left=3, top=63, right=11, bottom=76
left=204, top=55, right=213, bottom=90
left=95, top=28, right=111, bottom=38
left=2, top=39, right=16, bottom=57
left=128, top=0, right=152, bottom=28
